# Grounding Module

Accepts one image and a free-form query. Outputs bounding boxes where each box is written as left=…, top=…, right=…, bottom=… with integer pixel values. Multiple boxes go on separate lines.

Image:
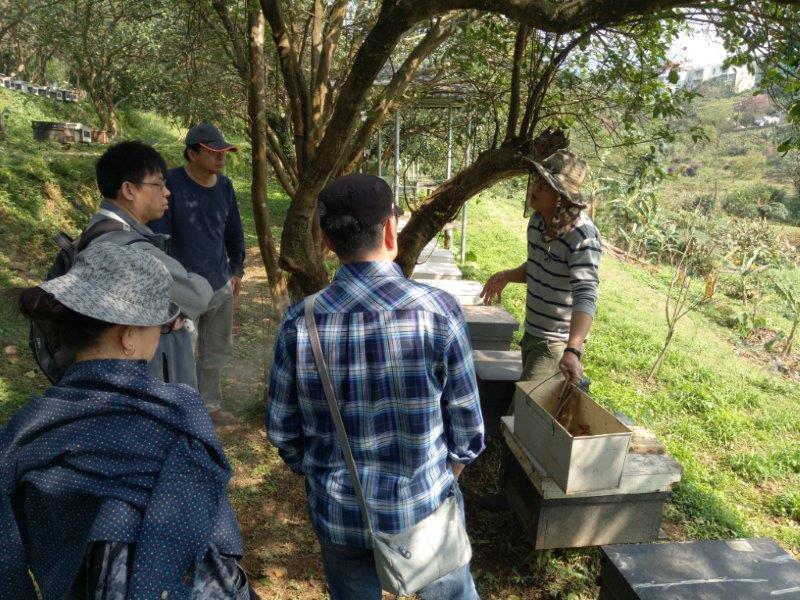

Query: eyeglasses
left=160, top=318, right=178, bottom=335
left=133, top=180, right=167, bottom=190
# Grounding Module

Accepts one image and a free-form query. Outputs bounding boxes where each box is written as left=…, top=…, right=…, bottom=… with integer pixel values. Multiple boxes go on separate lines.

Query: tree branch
left=265, top=120, right=299, bottom=190
left=310, top=0, right=347, bottom=139
left=211, top=0, right=249, bottom=80
left=259, top=0, right=312, bottom=169
left=506, top=23, right=529, bottom=141
left=339, top=16, right=459, bottom=174
left=309, top=0, right=323, bottom=103
left=520, top=26, right=598, bottom=138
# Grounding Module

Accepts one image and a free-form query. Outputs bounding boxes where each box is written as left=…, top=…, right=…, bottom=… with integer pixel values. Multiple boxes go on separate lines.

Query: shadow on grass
left=220, top=426, right=327, bottom=597
left=0, top=266, right=50, bottom=425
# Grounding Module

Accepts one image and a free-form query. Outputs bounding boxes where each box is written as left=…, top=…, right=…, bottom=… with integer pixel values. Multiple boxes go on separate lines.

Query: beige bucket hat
left=529, top=149, right=589, bottom=209
left=39, top=241, right=179, bottom=327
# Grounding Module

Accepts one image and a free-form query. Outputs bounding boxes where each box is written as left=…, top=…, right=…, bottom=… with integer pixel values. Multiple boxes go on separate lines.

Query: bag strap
left=75, top=218, right=125, bottom=254
left=304, top=293, right=374, bottom=535
left=96, top=207, right=131, bottom=229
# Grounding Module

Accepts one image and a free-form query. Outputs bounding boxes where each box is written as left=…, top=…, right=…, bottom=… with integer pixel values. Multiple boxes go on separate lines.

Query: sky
left=668, top=25, right=730, bottom=68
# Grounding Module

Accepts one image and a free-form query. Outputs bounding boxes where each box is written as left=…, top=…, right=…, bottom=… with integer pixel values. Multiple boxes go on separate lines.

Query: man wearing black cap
left=150, top=123, right=244, bottom=427
left=267, top=174, right=485, bottom=599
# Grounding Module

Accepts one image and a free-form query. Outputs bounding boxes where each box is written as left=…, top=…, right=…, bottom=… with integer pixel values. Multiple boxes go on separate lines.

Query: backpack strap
left=54, top=232, right=74, bottom=253
left=75, top=219, right=126, bottom=253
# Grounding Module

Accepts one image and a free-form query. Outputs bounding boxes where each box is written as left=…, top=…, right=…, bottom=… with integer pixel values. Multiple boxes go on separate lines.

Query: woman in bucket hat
left=0, top=242, right=256, bottom=599
left=481, top=149, right=602, bottom=385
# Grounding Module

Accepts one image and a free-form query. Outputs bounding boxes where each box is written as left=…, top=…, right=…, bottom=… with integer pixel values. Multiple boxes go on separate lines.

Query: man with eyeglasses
left=83, top=140, right=213, bottom=387
left=149, top=123, right=245, bottom=427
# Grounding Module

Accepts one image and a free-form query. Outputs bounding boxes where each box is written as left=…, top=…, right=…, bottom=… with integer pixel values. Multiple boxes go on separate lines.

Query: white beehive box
left=513, top=379, right=632, bottom=494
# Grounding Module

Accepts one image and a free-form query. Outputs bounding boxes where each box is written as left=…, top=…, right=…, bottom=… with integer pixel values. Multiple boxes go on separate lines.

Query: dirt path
left=218, top=248, right=683, bottom=599
left=214, top=248, right=326, bottom=597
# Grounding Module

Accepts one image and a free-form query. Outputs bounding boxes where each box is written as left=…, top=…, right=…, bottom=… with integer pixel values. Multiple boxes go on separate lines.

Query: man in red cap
left=150, top=123, right=244, bottom=427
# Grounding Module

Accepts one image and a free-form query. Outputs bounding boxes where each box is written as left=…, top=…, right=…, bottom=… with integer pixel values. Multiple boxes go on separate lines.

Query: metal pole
left=394, top=111, right=401, bottom=204
left=377, top=127, right=383, bottom=178
left=446, top=107, right=453, bottom=179
left=460, top=116, right=472, bottom=264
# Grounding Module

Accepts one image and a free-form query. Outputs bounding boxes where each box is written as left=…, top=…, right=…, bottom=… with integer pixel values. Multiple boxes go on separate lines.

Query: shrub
left=776, top=192, right=800, bottom=224
left=758, top=202, right=789, bottom=222
left=770, top=490, right=800, bottom=522
left=724, top=145, right=748, bottom=156
left=723, top=190, right=760, bottom=218
left=686, top=194, right=716, bottom=215
left=722, top=184, right=791, bottom=221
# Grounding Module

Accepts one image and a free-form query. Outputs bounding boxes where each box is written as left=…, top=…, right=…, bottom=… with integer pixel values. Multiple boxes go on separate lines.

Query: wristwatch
left=564, top=347, right=582, bottom=360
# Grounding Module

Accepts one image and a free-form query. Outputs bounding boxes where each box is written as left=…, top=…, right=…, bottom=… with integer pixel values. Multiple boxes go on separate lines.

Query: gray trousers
left=148, top=327, right=198, bottom=388
left=195, top=281, right=235, bottom=412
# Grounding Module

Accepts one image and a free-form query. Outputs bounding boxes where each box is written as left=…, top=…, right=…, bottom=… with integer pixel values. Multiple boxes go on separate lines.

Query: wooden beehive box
left=473, top=350, right=522, bottom=436
left=500, top=416, right=681, bottom=550
left=500, top=416, right=682, bottom=500
left=513, top=379, right=632, bottom=493
left=462, top=305, right=519, bottom=351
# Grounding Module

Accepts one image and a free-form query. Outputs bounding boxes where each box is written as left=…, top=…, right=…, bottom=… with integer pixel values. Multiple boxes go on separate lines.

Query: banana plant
left=773, top=280, right=800, bottom=356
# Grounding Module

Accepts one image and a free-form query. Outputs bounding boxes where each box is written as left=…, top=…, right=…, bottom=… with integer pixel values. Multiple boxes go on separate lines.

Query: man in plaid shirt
left=267, top=174, right=484, bottom=600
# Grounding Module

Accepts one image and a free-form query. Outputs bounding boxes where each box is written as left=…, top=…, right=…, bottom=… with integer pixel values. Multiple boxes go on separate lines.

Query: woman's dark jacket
left=0, top=359, right=243, bottom=599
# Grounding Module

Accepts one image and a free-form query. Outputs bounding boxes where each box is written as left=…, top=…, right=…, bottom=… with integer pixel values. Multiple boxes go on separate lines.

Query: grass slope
left=458, top=187, right=800, bottom=554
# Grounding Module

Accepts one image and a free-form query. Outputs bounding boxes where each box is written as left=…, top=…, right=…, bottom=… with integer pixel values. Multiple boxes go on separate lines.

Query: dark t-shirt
left=149, top=167, right=245, bottom=291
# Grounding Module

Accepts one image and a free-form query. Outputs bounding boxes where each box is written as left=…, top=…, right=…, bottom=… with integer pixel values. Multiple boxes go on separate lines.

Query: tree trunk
left=248, top=2, right=290, bottom=316
left=278, top=182, right=328, bottom=297
left=647, top=328, right=674, bottom=382
left=106, top=101, right=118, bottom=138
left=396, top=130, right=567, bottom=275
left=87, top=92, right=107, bottom=132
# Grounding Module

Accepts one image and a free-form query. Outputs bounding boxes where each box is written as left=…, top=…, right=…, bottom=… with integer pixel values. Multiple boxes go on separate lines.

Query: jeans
left=318, top=484, right=479, bottom=600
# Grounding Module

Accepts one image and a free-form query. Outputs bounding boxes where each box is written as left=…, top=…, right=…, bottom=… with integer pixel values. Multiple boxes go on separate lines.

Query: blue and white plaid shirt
left=267, top=261, right=484, bottom=548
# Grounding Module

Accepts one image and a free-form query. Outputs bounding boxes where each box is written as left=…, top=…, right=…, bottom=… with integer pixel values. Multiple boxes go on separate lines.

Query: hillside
left=659, top=88, right=798, bottom=216
left=1, top=84, right=799, bottom=598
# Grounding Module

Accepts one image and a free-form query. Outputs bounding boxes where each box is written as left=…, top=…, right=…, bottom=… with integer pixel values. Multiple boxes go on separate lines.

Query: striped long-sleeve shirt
left=525, top=212, right=601, bottom=341
left=267, top=261, right=485, bottom=548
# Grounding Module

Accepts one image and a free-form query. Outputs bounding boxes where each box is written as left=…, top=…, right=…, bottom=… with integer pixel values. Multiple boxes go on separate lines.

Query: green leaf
left=776, top=139, right=794, bottom=154
left=668, top=70, right=680, bottom=84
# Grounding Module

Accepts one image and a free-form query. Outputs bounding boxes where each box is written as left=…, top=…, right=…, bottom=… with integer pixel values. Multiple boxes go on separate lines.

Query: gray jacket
left=86, top=200, right=213, bottom=387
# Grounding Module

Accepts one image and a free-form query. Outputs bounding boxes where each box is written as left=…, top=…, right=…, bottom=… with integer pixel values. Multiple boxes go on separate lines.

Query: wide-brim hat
left=530, top=150, right=588, bottom=209
left=39, top=241, right=179, bottom=327
left=185, top=122, right=237, bottom=152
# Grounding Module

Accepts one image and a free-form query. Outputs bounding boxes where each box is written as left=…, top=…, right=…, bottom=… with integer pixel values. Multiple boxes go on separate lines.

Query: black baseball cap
left=318, top=174, right=403, bottom=232
left=184, top=123, right=238, bottom=152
